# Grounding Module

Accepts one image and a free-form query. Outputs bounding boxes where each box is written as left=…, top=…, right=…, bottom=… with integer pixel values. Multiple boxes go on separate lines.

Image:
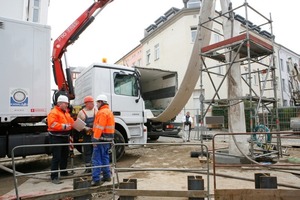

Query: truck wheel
left=149, top=136, right=160, bottom=141
left=111, top=130, right=125, bottom=161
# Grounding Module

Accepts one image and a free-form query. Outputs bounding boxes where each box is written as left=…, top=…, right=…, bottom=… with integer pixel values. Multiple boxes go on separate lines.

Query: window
left=280, top=59, right=283, bottom=71
left=253, top=74, right=257, bottom=85
left=191, top=27, right=197, bottom=43
left=187, top=0, right=201, bottom=8
left=146, top=50, right=151, bottom=65
left=32, top=0, right=40, bottom=22
left=243, top=74, right=249, bottom=83
left=218, top=66, right=223, bottom=76
left=137, top=59, right=141, bottom=67
left=243, top=67, right=250, bottom=83
left=285, top=61, right=289, bottom=72
left=287, top=61, right=290, bottom=73
left=114, top=73, right=138, bottom=97
left=213, top=29, right=221, bottom=43
left=214, top=33, right=220, bottom=43
left=154, top=44, right=160, bottom=60
left=282, top=78, right=286, bottom=92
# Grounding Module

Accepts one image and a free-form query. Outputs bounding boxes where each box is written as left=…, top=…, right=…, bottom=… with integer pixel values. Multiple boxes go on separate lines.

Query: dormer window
left=187, top=0, right=201, bottom=8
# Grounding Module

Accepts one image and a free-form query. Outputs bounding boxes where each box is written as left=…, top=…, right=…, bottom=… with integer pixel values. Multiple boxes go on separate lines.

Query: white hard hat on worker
left=96, top=94, right=108, bottom=103
left=57, top=95, right=69, bottom=103
left=96, top=94, right=108, bottom=109
left=56, top=95, right=69, bottom=111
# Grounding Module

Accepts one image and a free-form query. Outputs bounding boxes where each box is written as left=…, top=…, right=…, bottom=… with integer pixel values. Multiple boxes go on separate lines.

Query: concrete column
left=221, top=0, right=248, bottom=156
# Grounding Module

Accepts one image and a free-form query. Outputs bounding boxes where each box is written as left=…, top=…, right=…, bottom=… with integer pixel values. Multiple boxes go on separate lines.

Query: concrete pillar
left=221, top=0, right=248, bottom=156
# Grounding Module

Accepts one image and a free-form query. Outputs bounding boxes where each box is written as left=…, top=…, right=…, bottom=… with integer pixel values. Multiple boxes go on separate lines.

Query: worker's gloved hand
left=91, top=137, right=99, bottom=147
left=66, top=124, right=72, bottom=130
left=64, top=124, right=72, bottom=130
left=84, top=127, right=93, bottom=135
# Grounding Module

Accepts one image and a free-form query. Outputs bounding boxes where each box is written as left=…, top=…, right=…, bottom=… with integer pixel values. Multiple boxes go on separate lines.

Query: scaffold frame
left=198, top=1, right=282, bottom=159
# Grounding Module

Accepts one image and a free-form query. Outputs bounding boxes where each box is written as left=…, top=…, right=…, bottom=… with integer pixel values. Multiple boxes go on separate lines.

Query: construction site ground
left=1, top=129, right=300, bottom=200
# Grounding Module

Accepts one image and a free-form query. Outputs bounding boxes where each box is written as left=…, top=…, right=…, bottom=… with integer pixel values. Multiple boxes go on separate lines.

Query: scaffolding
left=198, top=1, right=281, bottom=158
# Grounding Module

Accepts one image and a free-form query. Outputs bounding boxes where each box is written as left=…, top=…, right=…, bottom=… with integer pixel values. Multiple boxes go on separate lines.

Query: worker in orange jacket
left=91, top=94, right=115, bottom=186
left=47, top=95, right=74, bottom=184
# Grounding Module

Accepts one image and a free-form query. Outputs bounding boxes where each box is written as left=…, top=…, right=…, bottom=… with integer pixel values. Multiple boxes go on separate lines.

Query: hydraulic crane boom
left=51, top=0, right=112, bottom=102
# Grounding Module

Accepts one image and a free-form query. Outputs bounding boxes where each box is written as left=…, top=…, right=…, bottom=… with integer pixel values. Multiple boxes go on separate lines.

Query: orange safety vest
left=47, top=106, right=74, bottom=134
left=93, top=104, right=115, bottom=141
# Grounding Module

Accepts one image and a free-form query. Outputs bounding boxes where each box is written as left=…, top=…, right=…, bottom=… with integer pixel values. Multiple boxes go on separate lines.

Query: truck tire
left=149, top=135, right=160, bottom=141
left=112, top=130, right=125, bottom=161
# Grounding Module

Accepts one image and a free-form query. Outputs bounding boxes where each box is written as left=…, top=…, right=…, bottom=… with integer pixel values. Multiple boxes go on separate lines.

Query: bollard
left=260, top=176, right=277, bottom=189
left=254, top=173, right=270, bottom=189
left=188, top=175, right=204, bottom=200
left=73, top=177, right=92, bottom=200
left=119, top=179, right=137, bottom=200
left=123, top=178, right=137, bottom=189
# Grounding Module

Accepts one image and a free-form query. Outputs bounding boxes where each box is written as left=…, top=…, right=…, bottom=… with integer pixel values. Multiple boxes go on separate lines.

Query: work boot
left=91, top=180, right=104, bottom=186
left=60, top=172, right=70, bottom=177
left=83, top=168, right=92, bottom=174
left=52, top=178, right=62, bottom=184
left=102, top=177, right=111, bottom=182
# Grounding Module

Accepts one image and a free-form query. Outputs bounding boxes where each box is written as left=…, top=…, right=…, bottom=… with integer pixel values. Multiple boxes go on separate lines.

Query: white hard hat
left=57, top=95, right=69, bottom=103
left=96, top=94, right=108, bottom=103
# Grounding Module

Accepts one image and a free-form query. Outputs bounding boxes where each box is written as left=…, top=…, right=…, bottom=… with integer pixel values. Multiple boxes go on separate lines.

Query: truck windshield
left=114, top=73, right=138, bottom=97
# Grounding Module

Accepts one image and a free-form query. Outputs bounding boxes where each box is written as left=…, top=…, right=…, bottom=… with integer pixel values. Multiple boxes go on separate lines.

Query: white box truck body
left=0, top=17, right=51, bottom=157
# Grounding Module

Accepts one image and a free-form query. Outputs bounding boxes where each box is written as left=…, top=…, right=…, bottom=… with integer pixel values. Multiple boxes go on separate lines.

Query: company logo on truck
left=10, top=88, right=28, bottom=107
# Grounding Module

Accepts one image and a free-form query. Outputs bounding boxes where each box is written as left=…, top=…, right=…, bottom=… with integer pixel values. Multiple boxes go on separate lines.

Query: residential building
left=0, top=0, right=49, bottom=24
left=116, top=1, right=300, bottom=120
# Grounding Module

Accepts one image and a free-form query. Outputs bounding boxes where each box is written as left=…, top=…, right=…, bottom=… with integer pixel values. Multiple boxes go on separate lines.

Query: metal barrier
left=10, top=141, right=210, bottom=200
left=112, top=142, right=210, bottom=199
left=11, top=141, right=112, bottom=200
left=212, top=132, right=300, bottom=190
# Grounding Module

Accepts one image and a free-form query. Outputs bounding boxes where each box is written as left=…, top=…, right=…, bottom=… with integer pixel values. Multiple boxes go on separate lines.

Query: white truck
left=136, top=67, right=181, bottom=140
left=0, top=17, right=52, bottom=158
left=73, top=64, right=180, bottom=149
left=0, top=16, right=179, bottom=160
left=0, top=0, right=180, bottom=160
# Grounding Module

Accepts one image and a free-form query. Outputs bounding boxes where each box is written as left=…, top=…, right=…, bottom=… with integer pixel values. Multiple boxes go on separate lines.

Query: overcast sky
left=48, top=0, right=300, bottom=68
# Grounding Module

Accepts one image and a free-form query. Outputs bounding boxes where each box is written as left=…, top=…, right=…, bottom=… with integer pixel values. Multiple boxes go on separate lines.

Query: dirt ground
left=1, top=130, right=300, bottom=200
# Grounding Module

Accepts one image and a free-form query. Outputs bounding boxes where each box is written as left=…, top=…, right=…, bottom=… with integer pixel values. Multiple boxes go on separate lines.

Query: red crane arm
left=51, top=0, right=112, bottom=100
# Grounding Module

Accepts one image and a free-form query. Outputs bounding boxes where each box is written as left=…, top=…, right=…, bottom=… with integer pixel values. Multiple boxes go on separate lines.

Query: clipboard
left=73, top=118, right=86, bottom=132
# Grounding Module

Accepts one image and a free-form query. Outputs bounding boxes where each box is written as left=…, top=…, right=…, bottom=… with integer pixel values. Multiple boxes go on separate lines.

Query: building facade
left=0, top=0, right=49, bottom=24
left=116, top=1, right=300, bottom=122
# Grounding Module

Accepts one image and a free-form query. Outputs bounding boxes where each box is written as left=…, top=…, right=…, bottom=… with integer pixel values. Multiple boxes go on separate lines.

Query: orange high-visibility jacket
left=93, top=104, right=115, bottom=140
left=47, top=106, right=74, bottom=133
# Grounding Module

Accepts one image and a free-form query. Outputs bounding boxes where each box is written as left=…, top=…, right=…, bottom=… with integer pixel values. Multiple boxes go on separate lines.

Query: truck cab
left=73, top=63, right=148, bottom=158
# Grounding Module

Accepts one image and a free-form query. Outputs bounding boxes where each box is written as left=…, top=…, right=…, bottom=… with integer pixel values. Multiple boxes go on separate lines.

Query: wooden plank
left=215, top=189, right=300, bottom=200
left=115, top=189, right=208, bottom=197
left=201, top=33, right=272, bottom=54
left=22, top=185, right=113, bottom=200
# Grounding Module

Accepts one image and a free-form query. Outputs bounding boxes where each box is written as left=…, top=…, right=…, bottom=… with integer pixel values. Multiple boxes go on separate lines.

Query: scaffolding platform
left=203, top=96, right=276, bottom=105
left=201, top=32, right=273, bottom=62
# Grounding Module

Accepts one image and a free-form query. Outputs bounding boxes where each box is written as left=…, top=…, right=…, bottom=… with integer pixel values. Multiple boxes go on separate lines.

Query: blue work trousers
left=92, top=143, right=111, bottom=182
